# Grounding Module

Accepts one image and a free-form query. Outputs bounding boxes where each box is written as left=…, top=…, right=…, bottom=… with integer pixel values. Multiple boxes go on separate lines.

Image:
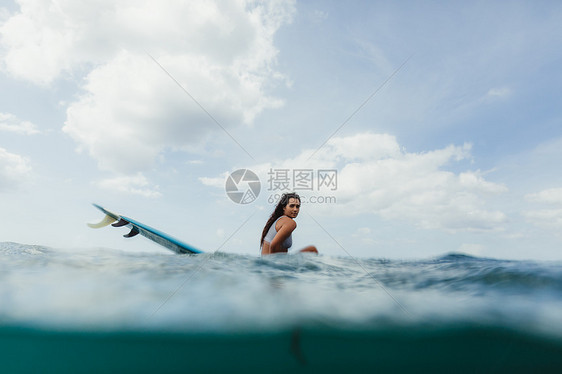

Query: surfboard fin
left=90, top=204, right=203, bottom=254
left=87, top=214, right=117, bottom=229
left=124, top=227, right=140, bottom=238
left=112, top=218, right=130, bottom=227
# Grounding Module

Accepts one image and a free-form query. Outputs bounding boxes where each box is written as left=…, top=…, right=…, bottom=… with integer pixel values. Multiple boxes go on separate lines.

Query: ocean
left=1, top=241, right=562, bottom=373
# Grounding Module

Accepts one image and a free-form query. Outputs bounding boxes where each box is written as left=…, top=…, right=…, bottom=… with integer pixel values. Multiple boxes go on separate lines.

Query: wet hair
left=260, top=192, right=301, bottom=248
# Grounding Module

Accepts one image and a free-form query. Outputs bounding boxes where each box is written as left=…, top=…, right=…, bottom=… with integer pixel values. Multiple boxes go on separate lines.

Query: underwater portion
left=1, top=242, right=562, bottom=373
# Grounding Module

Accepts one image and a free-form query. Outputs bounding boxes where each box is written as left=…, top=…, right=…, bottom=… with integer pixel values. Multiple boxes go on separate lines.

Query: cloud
left=0, top=112, right=40, bottom=135
left=524, top=188, right=562, bottom=230
left=1, top=0, right=295, bottom=173
left=484, top=87, right=512, bottom=100
left=311, top=9, right=329, bottom=23
left=206, top=132, right=509, bottom=232
left=199, top=172, right=228, bottom=189
left=523, top=208, right=562, bottom=230
left=96, top=173, right=161, bottom=198
left=0, top=147, right=32, bottom=191
left=327, top=136, right=507, bottom=232
left=526, top=188, right=562, bottom=204
left=354, top=227, right=372, bottom=236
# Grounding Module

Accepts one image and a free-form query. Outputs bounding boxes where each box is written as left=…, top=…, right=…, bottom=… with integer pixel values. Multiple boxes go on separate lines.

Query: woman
left=260, top=192, right=318, bottom=255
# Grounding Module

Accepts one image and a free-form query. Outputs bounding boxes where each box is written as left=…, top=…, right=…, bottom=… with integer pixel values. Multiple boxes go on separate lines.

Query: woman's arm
left=268, top=218, right=296, bottom=254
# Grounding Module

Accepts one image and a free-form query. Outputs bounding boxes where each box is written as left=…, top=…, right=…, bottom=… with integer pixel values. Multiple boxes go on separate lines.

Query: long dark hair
left=260, top=192, right=301, bottom=248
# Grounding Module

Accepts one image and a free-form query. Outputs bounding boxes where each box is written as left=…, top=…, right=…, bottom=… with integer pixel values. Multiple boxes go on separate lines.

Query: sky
left=1, top=0, right=562, bottom=260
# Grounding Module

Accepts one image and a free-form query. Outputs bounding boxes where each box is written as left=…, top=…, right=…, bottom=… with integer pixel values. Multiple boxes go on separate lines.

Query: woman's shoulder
left=277, top=216, right=297, bottom=229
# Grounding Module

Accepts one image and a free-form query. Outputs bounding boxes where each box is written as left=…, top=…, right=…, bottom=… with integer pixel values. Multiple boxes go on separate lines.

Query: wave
left=2, top=242, right=562, bottom=349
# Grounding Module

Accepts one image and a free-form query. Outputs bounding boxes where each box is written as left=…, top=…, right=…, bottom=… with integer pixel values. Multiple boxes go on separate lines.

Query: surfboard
left=88, top=204, right=203, bottom=254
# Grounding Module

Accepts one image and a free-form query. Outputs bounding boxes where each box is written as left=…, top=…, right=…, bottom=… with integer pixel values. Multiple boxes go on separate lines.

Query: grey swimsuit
left=263, top=216, right=293, bottom=249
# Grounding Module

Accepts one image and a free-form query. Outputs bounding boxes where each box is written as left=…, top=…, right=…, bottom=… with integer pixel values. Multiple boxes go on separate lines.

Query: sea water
left=1, top=241, right=562, bottom=373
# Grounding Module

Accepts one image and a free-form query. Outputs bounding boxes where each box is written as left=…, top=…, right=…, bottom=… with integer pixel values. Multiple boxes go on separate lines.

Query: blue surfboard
left=88, top=204, right=202, bottom=254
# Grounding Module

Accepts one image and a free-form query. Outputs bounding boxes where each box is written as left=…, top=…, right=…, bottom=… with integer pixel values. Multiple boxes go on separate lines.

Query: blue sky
left=1, top=0, right=562, bottom=260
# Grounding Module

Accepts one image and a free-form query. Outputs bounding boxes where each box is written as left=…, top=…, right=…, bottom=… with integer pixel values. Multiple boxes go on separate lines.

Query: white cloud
left=96, top=173, right=161, bottom=198
left=484, top=87, right=512, bottom=100
left=524, top=187, right=562, bottom=230
left=329, top=139, right=507, bottom=232
left=0, top=112, right=40, bottom=135
left=1, top=0, right=295, bottom=173
left=526, top=188, right=562, bottom=204
left=0, top=147, right=32, bottom=191
left=354, top=227, right=372, bottom=236
left=187, top=160, right=204, bottom=165
left=311, top=9, right=329, bottom=23
left=206, top=132, right=508, bottom=232
left=199, top=172, right=228, bottom=189
left=351, top=227, right=376, bottom=245
left=523, top=209, right=562, bottom=230
left=325, top=132, right=401, bottom=161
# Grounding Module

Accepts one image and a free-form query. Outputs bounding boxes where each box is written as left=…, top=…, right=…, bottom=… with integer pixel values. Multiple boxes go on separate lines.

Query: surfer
left=260, top=192, right=318, bottom=255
